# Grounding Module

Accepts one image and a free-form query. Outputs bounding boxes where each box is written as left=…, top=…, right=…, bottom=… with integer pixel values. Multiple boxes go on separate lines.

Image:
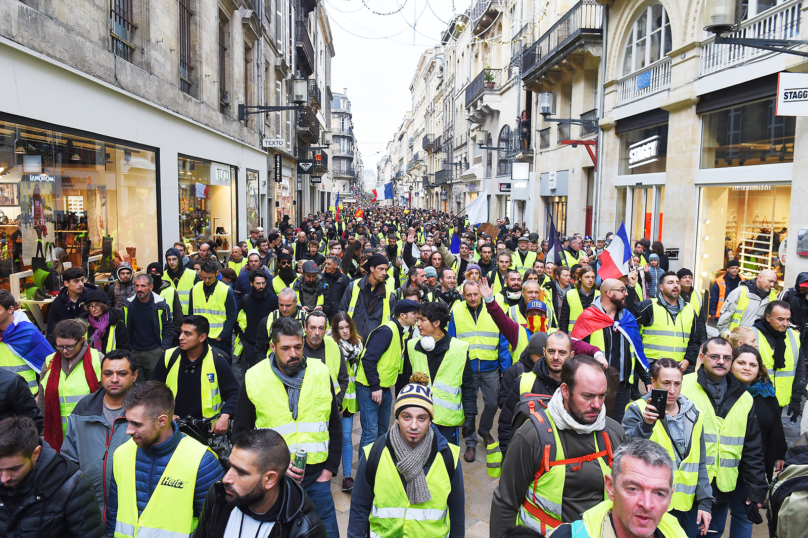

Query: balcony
left=616, top=58, right=671, bottom=106
left=334, top=166, right=355, bottom=179
left=435, top=135, right=443, bottom=152
left=300, top=0, right=317, bottom=16
left=700, top=0, right=802, bottom=76
left=308, top=79, right=321, bottom=110
left=297, top=106, right=319, bottom=143
left=394, top=170, right=403, bottom=179
left=466, top=68, right=502, bottom=108
left=296, top=21, right=314, bottom=77
left=579, top=109, right=598, bottom=137
left=422, top=134, right=435, bottom=152
left=539, top=128, right=550, bottom=149
left=313, top=152, right=328, bottom=175
left=471, top=0, right=504, bottom=35
left=333, top=147, right=354, bottom=157
left=522, top=0, right=603, bottom=87
left=434, top=168, right=453, bottom=185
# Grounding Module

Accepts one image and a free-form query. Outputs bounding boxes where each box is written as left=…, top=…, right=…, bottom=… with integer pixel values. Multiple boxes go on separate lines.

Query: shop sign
left=22, top=155, right=41, bottom=174
left=469, top=183, right=476, bottom=192
left=274, top=154, right=282, bottom=183
left=498, top=182, right=512, bottom=193
left=628, top=135, right=660, bottom=169
left=513, top=181, right=528, bottom=191
left=24, top=174, right=55, bottom=183
left=665, top=247, right=679, bottom=261
left=263, top=138, right=285, bottom=148
left=732, top=185, right=771, bottom=191
left=776, top=72, right=808, bottom=116
left=278, top=180, right=290, bottom=193
left=210, top=163, right=231, bottom=186
left=311, top=176, right=322, bottom=184
left=297, top=160, right=314, bottom=175
left=636, top=71, right=652, bottom=90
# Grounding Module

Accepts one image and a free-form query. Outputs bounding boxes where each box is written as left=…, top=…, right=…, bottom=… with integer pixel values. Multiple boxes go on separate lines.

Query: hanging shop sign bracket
left=559, top=140, right=598, bottom=169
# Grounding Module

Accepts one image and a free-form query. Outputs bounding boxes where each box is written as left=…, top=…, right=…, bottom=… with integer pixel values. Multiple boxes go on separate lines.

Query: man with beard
left=123, top=274, right=174, bottom=380
left=402, top=230, right=434, bottom=268
left=303, top=311, right=349, bottom=410
left=233, top=317, right=341, bottom=538
left=497, top=269, right=524, bottom=316
left=233, top=251, right=274, bottom=309
left=490, top=355, right=627, bottom=535
left=321, top=256, right=350, bottom=312
left=390, top=266, right=429, bottom=313
left=511, top=236, right=537, bottom=276
left=272, top=253, right=298, bottom=295
left=563, top=235, right=585, bottom=267
left=106, top=381, right=223, bottom=536
left=477, top=244, right=496, bottom=281
left=292, top=261, right=333, bottom=317
left=256, top=237, right=273, bottom=269
left=292, top=231, right=308, bottom=262
left=255, top=289, right=309, bottom=359
left=236, top=270, right=276, bottom=378
left=193, top=429, right=327, bottom=538
left=164, top=247, right=200, bottom=316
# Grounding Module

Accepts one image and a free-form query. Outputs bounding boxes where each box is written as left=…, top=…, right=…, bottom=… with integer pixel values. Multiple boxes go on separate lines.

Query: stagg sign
left=628, top=135, right=659, bottom=169
left=776, top=72, right=808, bottom=116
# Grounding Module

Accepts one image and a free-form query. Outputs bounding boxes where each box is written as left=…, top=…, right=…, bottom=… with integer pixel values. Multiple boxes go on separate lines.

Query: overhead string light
left=469, top=0, right=551, bottom=46
left=361, top=0, right=410, bottom=16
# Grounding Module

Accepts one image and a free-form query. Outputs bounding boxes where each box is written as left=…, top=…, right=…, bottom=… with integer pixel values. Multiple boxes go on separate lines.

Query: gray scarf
left=271, top=355, right=306, bottom=419
left=658, top=294, right=684, bottom=320
left=389, top=424, right=434, bottom=505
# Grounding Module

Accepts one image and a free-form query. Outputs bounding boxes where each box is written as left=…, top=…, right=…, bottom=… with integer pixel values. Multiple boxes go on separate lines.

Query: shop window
left=618, top=123, right=668, bottom=175
left=701, top=98, right=795, bottom=169
left=246, top=170, right=259, bottom=231
left=0, top=118, right=159, bottom=282
left=621, top=4, right=672, bottom=76
left=178, top=156, right=237, bottom=255
left=545, top=196, right=567, bottom=236
left=696, top=185, right=790, bottom=291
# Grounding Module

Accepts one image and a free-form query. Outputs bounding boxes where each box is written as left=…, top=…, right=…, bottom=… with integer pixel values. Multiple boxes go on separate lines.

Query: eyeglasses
left=705, top=354, right=732, bottom=363
left=609, top=288, right=628, bottom=295
left=55, top=342, right=80, bottom=352
left=279, top=261, right=292, bottom=266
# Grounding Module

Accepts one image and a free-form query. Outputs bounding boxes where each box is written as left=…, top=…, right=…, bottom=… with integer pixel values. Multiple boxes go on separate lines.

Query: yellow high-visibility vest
left=191, top=281, right=229, bottom=338
left=163, top=347, right=223, bottom=419
left=41, top=349, right=102, bottom=433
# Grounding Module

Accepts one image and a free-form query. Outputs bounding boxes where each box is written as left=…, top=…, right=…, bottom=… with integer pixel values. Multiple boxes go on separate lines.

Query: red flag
left=355, top=208, right=364, bottom=219
left=371, top=189, right=378, bottom=203
left=570, top=306, right=615, bottom=341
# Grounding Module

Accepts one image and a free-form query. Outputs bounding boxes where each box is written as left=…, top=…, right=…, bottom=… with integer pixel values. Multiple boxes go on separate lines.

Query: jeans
left=463, top=369, right=500, bottom=448
left=612, top=382, right=632, bottom=423
left=341, top=414, right=354, bottom=478
left=436, top=424, right=459, bottom=446
left=671, top=506, right=699, bottom=538
left=357, top=384, right=392, bottom=452
left=133, top=348, right=164, bottom=382
left=303, top=478, right=340, bottom=538
left=709, top=476, right=753, bottom=538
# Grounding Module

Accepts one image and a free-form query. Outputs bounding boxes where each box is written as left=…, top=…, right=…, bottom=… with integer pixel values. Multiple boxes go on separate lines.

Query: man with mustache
left=272, top=253, right=298, bottom=295
left=233, top=317, right=341, bottom=538
left=490, top=355, right=626, bottom=535
left=680, top=337, right=767, bottom=538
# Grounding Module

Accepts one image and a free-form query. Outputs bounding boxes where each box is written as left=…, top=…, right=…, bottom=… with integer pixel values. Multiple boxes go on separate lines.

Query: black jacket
left=626, top=291, right=703, bottom=369
left=322, top=269, right=350, bottom=319
left=46, top=283, right=98, bottom=346
left=338, top=275, right=390, bottom=342
left=0, top=369, right=43, bottom=432
left=192, top=478, right=326, bottom=538
left=0, top=440, right=103, bottom=538
left=498, top=348, right=535, bottom=409
left=498, top=357, right=561, bottom=455
left=780, top=272, right=808, bottom=343
left=79, top=307, right=131, bottom=351
left=292, top=275, right=334, bottom=318
left=155, top=279, right=184, bottom=344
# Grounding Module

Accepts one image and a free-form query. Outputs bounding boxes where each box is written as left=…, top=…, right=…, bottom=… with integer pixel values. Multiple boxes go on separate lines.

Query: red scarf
left=43, top=345, right=100, bottom=452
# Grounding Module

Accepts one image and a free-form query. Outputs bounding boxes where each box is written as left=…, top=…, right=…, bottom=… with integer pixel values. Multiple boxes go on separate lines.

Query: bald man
left=717, top=268, right=779, bottom=336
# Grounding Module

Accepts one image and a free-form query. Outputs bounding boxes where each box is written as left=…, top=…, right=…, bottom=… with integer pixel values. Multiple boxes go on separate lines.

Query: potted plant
left=484, top=67, right=495, bottom=89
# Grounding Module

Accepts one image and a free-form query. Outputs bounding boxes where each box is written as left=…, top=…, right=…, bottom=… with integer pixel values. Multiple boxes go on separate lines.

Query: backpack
left=364, top=432, right=456, bottom=491
left=769, top=437, right=808, bottom=538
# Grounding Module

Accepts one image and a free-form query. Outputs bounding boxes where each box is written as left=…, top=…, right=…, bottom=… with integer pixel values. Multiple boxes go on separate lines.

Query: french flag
left=371, top=189, right=378, bottom=203
left=598, top=223, right=631, bottom=280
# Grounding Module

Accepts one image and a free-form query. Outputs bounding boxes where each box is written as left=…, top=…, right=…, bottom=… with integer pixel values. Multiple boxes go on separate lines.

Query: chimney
left=343, top=88, right=347, bottom=95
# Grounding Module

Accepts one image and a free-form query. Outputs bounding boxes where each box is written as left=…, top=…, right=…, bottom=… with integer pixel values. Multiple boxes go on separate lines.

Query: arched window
left=621, top=4, right=672, bottom=76
left=498, top=126, right=510, bottom=176
left=486, top=134, right=493, bottom=178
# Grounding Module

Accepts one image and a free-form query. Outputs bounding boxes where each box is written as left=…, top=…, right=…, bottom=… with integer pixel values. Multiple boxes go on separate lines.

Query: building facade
left=331, top=90, right=357, bottom=200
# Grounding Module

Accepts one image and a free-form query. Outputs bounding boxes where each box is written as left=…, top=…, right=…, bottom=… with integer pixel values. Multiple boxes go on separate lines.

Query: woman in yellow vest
left=80, top=290, right=131, bottom=354
left=560, top=265, right=600, bottom=334
left=331, top=311, right=363, bottom=493
left=40, top=318, right=102, bottom=452
left=622, top=358, right=713, bottom=537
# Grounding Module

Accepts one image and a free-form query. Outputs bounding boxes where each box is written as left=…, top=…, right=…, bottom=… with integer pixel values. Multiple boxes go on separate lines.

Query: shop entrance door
left=627, top=186, right=664, bottom=244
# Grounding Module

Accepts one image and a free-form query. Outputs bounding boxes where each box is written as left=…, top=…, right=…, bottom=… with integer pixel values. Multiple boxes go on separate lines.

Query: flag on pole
left=545, top=209, right=564, bottom=265
left=570, top=306, right=648, bottom=371
left=383, top=182, right=394, bottom=200
left=466, top=190, right=489, bottom=224
left=597, top=222, right=632, bottom=280
left=335, top=192, right=341, bottom=220
left=371, top=189, right=378, bottom=203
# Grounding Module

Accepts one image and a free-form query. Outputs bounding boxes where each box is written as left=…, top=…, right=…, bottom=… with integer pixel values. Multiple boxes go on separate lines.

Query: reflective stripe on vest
left=342, top=357, right=359, bottom=414
left=0, top=343, right=38, bottom=394
left=163, top=269, right=196, bottom=316
left=408, top=337, right=469, bottom=426
left=755, top=327, right=799, bottom=407
left=567, top=289, right=600, bottom=332
left=356, top=320, right=402, bottom=388
left=453, top=304, right=499, bottom=362
left=112, top=437, right=208, bottom=538
left=164, top=347, right=223, bottom=418
left=729, top=286, right=777, bottom=332
left=41, top=349, right=102, bottom=432
left=364, top=442, right=458, bottom=537
left=191, top=281, right=229, bottom=338
left=641, top=299, right=696, bottom=362
left=680, top=372, right=753, bottom=493
left=246, top=357, right=332, bottom=464
left=348, top=279, right=391, bottom=323
left=228, top=259, right=247, bottom=274
left=512, top=250, right=537, bottom=275
left=314, top=338, right=342, bottom=396
left=570, top=500, right=688, bottom=538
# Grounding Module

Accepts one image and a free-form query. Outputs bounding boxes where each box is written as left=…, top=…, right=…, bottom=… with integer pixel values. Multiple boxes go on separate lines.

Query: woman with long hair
left=521, top=268, right=539, bottom=284
left=550, top=265, right=571, bottom=319
left=331, top=312, right=364, bottom=492
left=559, top=265, right=600, bottom=333
left=430, top=251, right=449, bottom=274
left=650, top=241, right=670, bottom=271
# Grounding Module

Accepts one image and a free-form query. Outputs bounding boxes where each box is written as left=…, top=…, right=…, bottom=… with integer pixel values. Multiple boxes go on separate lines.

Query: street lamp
left=537, top=92, right=599, bottom=129
left=703, top=0, right=808, bottom=56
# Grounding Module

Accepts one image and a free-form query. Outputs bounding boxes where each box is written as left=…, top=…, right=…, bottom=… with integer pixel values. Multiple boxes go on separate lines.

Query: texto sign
left=628, top=135, right=659, bottom=169
left=777, top=72, right=808, bottom=116
left=263, top=138, right=285, bottom=148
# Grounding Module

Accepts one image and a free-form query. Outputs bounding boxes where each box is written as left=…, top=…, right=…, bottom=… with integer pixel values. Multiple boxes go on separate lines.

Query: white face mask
left=506, top=290, right=522, bottom=300
left=420, top=335, right=436, bottom=352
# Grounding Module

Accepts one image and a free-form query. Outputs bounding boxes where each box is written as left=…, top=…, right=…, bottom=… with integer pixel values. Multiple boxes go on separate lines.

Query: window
left=179, top=0, right=192, bottom=94
left=178, top=157, right=237, bottom=249
left=497, top=126, right=510, bottom=176
left=219, top=17, right=229, bottom=114
left=110, top=0, right=136, bottom=62
left=619, top=123, right=668, bottom=174
left=621, top=4, right=671, bottom=76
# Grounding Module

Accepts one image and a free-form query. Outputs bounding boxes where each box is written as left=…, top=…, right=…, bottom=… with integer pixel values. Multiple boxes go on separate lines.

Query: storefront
left=177, top=157, right=237, bottom=253
left=246, top=169, right=260, bottom=231
left=0, top=116, right=159, bottom=275
left=541, top=170, right=568, bottom=236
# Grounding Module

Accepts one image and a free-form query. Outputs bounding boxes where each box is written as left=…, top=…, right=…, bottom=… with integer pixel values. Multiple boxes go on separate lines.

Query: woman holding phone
left=622, top=358, right=714, bottom=536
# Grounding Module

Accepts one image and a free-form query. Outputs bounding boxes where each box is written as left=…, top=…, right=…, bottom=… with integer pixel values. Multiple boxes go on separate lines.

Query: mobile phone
left=649, top=389, right=668, bottom=414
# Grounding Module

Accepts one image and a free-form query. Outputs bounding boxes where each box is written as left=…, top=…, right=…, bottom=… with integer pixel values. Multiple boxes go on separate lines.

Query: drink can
left=293, top=449, right=307, bottom=471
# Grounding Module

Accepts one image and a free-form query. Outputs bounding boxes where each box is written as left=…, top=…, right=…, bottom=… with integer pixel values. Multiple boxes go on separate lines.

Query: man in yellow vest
left=105, top=381, right=223, bottom=536
left=188, top=260, right=237, bottom=356
left=338, top=253, right=393, bottom=341
left=232, top=317, right=341, bottom=538
left=680, top=337, right=768, bottom=537
left=123, top=274, right=174, bottom=381
left=164, top=246, right=199, bottom=316
left=752, top=300, right=805, bottom=420
left=293, top=261, right=333, bottom=316
left=348, top=372, right=466, bottom=538
left=151, top=315, right=238, bottom=433
left=303, top=311, right=349, bottom=409
left=677, top=268, right=709, bottom=341
left=255, top=288, right=309, bottom=358
left=563, top=236, right=585, bottom=268
left=549, top=438, right=688, bottom=538
left=490, top=355, right=626, bottom=535
left=627, top=271, right=702, bottom=373
left=0, top=289, right=52, bottom=395
left=512, top=235, right=537, bottom=276
left=717, top=269, right=778, bottom=337
left=226, top=245, right=247, bottom=274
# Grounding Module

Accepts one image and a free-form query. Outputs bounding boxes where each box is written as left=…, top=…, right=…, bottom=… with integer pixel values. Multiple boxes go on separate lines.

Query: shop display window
left=0, top=118, right=158, bottom=284
left=701, top=98, right=795, bottom=169
left=246, top=170, right=259, bottom=231
left=696, top=185, right=790, bottom=291
left=618, top=123, right=668, bottom=175
left=178, top=156, right=237, bottom=254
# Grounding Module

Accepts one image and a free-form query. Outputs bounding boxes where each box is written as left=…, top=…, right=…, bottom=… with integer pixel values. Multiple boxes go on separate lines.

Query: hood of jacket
left=531, top=357, right=562, bottom=392
left=115, top=262, right=134, bottom=282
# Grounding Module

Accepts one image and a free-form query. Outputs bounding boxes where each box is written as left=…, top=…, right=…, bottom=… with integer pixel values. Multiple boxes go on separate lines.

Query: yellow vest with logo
left=163, top=347, right=223, bottom=419
left=569, top=500, right=687, bottom=538
left=191, top=281, right=229, bottom=338
left=641, top=299, right=697, bottom=363
left=364, top=442, right=459, bottom=538
left=112, top=436, right=208, bottom=538
left=754, top=327, right=799, bottom=407
left=567, top=290, right=600, bottom=333
left=452, top=302, right=500, bottom=364
left=0, top=342, right=38, bottom=394
left=630, top=398, right=704, bottom=511
left=512, top=250, right=538, bottom=275
left=356, top=320, right=402, bottom=388
left=41, top=349, right=102, bottom=433
left=246, top=357, right=332, bottom=464
left=408, top=337, right=469, bottom=426
left=163, top=269, right=196, bottom=315
left=680, top=372, right=753, bottom=492
left=728, top=286, right=778, bottom=332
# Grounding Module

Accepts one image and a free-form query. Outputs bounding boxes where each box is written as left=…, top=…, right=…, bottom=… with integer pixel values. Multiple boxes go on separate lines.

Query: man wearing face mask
left=292, top=261, right=333, bottom=317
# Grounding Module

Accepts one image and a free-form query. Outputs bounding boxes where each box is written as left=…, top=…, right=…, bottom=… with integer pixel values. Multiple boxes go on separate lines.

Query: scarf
left=758, top=320, right=788, bottom=369
left=658, top=294, right=684, bottom=320
left=271, top=355, right=306, bottom=420
left=43, top=344, right=99, bottom=452
left=337, top=338, right=364, bottom=368
left=747, top=379, right=777, bottom=398
left=744, top=280, right=769, bottom=300
left=389, top=424, right=434, bottom=505
left=87, top=312, right=110, bottom=352
left=546, top=386, right=607, bottom=435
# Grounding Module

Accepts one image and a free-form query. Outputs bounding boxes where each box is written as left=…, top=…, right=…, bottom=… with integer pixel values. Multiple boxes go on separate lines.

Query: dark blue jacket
left=233, top=266, right=272, bottom=309
left=104, top=423, right=223, bottom=535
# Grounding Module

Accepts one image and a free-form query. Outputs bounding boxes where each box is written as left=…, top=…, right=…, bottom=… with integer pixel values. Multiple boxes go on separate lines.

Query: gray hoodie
left=622, top=393, right=714, bottom=511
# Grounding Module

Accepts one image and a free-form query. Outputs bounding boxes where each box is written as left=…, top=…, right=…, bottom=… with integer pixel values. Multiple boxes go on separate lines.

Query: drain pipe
left=593, top=3, right=608, bottom=239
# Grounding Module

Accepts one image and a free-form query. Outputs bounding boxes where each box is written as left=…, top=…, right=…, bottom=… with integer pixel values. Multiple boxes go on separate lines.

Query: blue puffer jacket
left=104, top=423, right=223, bottom=535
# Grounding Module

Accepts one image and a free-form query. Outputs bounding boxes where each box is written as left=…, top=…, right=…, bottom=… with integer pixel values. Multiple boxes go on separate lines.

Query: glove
left=462, top=421, right=475, bottom=439
left=745, top=501, right=763, bottom=524
left=787, top=400, right=802, bottom=422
